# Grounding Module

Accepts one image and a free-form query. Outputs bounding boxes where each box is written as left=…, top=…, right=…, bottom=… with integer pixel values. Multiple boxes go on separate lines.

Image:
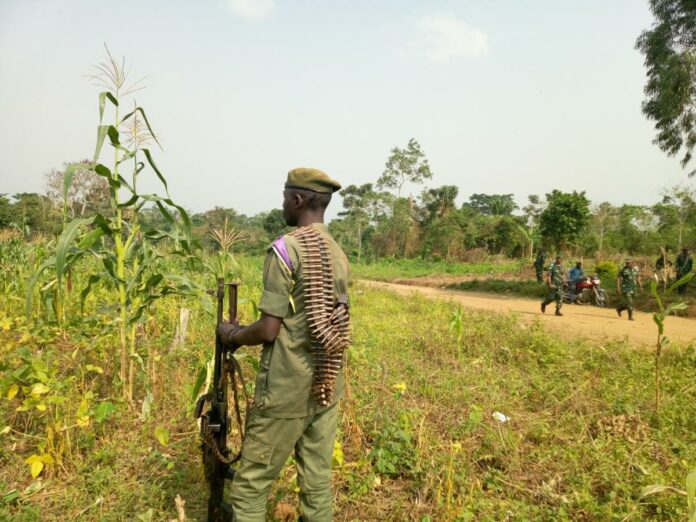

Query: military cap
left=285, top=168, right=341, bottom=194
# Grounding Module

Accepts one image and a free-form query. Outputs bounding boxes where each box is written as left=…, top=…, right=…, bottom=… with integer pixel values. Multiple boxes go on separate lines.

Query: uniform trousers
left=231, top=403, right=338, bottom=522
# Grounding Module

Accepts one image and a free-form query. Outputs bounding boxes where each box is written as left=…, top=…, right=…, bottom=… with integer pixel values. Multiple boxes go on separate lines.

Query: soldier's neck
left=296, top=212, right=325, bottom=227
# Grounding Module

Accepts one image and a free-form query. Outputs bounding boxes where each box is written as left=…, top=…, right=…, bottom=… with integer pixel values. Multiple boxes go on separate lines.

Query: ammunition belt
left=290, top=225, right=350, bottom=407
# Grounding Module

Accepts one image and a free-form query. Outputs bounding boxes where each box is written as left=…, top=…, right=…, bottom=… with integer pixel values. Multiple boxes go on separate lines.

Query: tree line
left=2, top=147, right=695, bottom=262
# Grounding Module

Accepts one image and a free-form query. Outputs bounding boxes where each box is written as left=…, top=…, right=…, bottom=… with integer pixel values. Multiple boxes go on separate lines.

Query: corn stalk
left=27, top=47, right=200, bottom=403
left=649, top=272, right=693, bottom=419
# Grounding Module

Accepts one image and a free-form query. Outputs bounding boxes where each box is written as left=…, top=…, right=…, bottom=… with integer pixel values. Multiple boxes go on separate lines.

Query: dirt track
left=362, top=280, right=696, bottom=347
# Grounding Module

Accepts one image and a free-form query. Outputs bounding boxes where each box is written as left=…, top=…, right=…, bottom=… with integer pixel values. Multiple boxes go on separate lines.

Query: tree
left=0, top=194, right=12, bottom=228
left=419, top=185, right=458, bottom=225
left=539, top=190, right=590, bottom=250
left=261, top=208, right=289, bottom=239
left=12, top=193, right=55, bottom=234
left=465, top=193, right=517, bottom=216
left=377, top=138, right=433, bottom=196
left=521, top=194, right=545, bottom=259
left=653, top=183, right=696, bottom=250
left=590, top=202, right=619, bottom=255
left=44, top=160, right=111, bottom=220
left=636, top=0, right=696, bottom=176
left=336, top=183, right=376, bottom=261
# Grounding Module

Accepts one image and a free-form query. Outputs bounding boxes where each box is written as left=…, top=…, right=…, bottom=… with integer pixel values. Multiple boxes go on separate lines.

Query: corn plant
left=630, top=470, right=696, bottom=522
left=649, top=272, right=693, bottom=418
left=207, top=217, right=246, bottom=278
left=27, top=46, right=199, bottom=402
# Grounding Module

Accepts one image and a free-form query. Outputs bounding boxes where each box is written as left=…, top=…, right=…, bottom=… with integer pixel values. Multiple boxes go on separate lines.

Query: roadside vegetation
left=2, top=236, right=695, bottom=520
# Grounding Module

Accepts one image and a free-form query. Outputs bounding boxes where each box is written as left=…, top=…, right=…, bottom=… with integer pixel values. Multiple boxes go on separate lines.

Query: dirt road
left=362, top=280, right=696, bottom=347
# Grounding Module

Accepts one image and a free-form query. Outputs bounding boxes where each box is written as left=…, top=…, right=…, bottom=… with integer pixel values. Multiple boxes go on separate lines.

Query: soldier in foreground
left=675, top=248, right=693, bottom=296
left=541, top=254, right=564, bottom=316
left=217, top=168, right=350, bottom=521
left=533, top=249, right=546, bottom=283
left=616, top=258, right=642, bottom=321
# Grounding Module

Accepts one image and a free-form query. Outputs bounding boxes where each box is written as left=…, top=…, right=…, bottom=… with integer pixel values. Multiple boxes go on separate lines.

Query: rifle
left=194, top=278, right=248, bottom=522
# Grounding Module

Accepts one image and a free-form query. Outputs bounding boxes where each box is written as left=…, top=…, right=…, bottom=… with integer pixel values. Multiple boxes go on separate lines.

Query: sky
left=0, top=0, right=691, bottom=220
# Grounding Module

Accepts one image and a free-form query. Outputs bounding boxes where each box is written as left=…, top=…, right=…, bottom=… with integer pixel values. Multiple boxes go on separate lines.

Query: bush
left=595, top=260, right=618, bottom=282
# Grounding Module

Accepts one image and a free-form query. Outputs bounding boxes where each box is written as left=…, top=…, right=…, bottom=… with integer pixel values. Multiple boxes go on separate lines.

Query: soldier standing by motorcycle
left=541, top=254, right=564, bottom=316
left=616, top=258, right=643, bottom=321
left=533, top=249, right=546, bottom=283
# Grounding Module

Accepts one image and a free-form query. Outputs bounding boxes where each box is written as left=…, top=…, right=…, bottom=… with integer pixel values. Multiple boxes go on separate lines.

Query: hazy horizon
left=1, top=0, right=693, bottom=221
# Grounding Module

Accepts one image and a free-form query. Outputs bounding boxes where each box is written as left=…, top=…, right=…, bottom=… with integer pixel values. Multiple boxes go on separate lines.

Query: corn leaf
left=56, top=217, right=95, bottom=288
left=98, top=91, right=118, bottom=124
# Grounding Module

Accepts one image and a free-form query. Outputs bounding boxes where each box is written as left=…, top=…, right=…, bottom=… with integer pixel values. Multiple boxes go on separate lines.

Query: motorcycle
left=563, top=275, right=607, bottom=307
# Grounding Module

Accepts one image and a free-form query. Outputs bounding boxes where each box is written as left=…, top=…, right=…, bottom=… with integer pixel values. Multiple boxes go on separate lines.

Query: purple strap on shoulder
left=271, top=236, right=293, bottom=273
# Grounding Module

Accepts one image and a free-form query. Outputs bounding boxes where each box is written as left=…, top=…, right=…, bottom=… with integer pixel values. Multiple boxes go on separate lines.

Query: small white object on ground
left=492, top=411, right=509, bottom=423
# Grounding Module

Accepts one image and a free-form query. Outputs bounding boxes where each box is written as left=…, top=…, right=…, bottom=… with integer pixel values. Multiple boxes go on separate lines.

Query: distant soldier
left=533, top=249, right=546, bottom=283
left=675, top=248, right=693, bottom=296
left=616, top=258, right=643, bottom=321
left=541, top=254, right=564, bottom=316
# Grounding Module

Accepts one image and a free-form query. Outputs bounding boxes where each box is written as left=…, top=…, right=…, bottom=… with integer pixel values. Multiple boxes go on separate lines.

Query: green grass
left=2, top=244, right=696, bottom=520
left=448, top=279, right=549, bottom=298
left=352, top=257, right=524, bottom=281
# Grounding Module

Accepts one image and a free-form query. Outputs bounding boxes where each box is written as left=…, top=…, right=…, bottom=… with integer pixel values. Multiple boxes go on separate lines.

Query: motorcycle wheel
left=594, top=289, right=607, bottom=307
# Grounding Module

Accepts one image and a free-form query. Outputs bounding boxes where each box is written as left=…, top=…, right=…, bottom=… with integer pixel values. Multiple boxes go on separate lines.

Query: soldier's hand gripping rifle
left=194, top=278, right=248, bottom=522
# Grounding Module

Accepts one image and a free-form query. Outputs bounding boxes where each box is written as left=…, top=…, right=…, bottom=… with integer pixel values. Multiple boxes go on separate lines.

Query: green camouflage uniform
left=230, top=223, right=350, bottom=522
left=617, top=265, right=639, bottom=314
left=542, top=261, right=564, bottom=311
left=533, top=252, right=546, bottom=283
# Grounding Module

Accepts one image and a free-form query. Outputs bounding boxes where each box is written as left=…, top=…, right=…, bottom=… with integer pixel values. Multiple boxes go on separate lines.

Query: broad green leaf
left=687, top=469, right=696, bottom=511
left=98, top=91, right=118, bottom=124
left=56, top=217, right=95, bottom=289
left=93, top=401, right=115, bottom=423
left=650, top=280, right=663, bottom=310
left=107, top=125, right=120, bottom=146
left=80, top=274, right=101, bottom=314
left=0, top=426, right=10, bottom=435
left=136, top=508, right=154, bottom=522
left=640, top=483, right=687, bottom=498
left=62, top=163, right=81, bottom=201
left=77, top=228, right=104, bottom=249
left=25, top=257, right=55, bottom=317
left=139, top=390, right=153, bottom=422
left=190, top=366, right=207, bottom=401
left=141, top=149, right=168, bottom=194
left=668, top=272, right=694, bottom=293
left=93, top=125, right=109, bottom=164
left=154, top=426, right=169, bottom=447
left=665, top=302, right=689, bottom=315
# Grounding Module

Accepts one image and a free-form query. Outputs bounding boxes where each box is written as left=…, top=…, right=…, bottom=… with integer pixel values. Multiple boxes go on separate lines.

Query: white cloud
left=404, top=13, right=489, bottom=64
left=225, top=0, right=275, bottom=20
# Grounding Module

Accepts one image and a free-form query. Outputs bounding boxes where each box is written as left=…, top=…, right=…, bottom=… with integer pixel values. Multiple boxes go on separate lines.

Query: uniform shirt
left=547, top=262, right=564, bottom=286
left=533, top=253, right=546, bottom=268
left=255, top=223, right=350, bottom=418
left=676, top=254, right=693, bottom=276
left=618, top=266, right=639, bottom=293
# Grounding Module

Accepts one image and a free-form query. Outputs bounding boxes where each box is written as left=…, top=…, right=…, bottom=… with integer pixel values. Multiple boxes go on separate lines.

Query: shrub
left=595, top=260, right=618, bottom=282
